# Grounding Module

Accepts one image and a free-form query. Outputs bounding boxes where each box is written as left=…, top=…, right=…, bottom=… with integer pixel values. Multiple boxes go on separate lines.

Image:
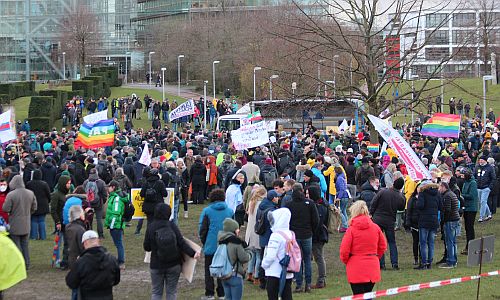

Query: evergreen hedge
left=72, top=81, right=94, bottom=98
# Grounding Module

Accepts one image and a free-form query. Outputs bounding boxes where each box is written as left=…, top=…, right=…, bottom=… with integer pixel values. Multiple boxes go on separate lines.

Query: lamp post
left=125, top=51, right=130, bottom=85
left=62, top=52, right=66, bottom=80
left=269, top=74, right=279, bottom=101
left=161, top=67, right=166, bottom=102
left=483, top=75, right=493, bottom=124
left=410, top=75, right=419, bottom=125
left=212, top=60, right=220, bottom=99
left=177, top=55, right=184, bottom=96
left=317, top=59, right=325, bottom=98
left=333, top=55, right=339, bottom=99
left=440, top=70, right=444, bottom=113
left=253, top=66, right=261, bottom=101
left=203, top=80, right=208, bottom=130
left=148, top=51, right=155, bottom=88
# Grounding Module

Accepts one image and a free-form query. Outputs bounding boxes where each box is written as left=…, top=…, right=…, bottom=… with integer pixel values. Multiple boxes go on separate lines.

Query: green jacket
left=105, top=190, right=129, bottom=230
left=462, top=178, right=478, bottom=212
left=217, top=231, right=251, bottom=277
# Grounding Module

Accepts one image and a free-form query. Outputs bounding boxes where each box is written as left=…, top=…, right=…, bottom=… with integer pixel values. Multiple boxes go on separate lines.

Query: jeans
left=222, top=275, right=243, bottom=300
left=376, top=223, right=398, bottom=267
left=339, top=198, right=349, bottom=229
left=110, top=229, right=125, bottom=264
left=419, top=228, right=436, bottom=265
left=95, top=208, right=104, bottom=238
left=204, top=254, right=224, bottom=297
left=328, top=194, right=336, bottom=205
left=247, top=248, right=261, bottom=277
left=150, top=265, right=182, bottom=300
left=172, top=197, right=180, bottom=226
left=444, top=221, right=459, bottom=265
left=395, top=211, right=404, bottom=230
left=347, top=184, right=357, bottom=200
left=463, top=211, right=476, bottom=249
left=71, top=289, right=78, bottom=300
left=478, top=188, right=492, bottom=219
left=295, top=237, right=312, bottom=287
left=312, top=242, right=326, bottom=284
left=162, top=111, right=169, bottom=122
left=266, top=277, right=292, bottom=300
left=30, top=214, right=46, bottom=240
left=10, top=234, right=29, bottom=268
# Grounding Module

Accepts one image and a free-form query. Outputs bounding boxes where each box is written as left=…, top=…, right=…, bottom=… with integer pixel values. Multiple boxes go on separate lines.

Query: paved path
left=124, top=83, right=213, bottom=101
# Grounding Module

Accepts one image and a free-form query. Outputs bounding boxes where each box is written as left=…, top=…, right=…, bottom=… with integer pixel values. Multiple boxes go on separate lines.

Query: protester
left=0, top=227, right=27, bottom=299
left=335, top=166, right=350, bottom=232
left=141, top=168, right=168, bottom=224
left=461, top=168, right=479, bottom=254
left=65, top=205, right=86, bottom=269
left=83, top=169, right=108, bottom=238
left=307, top=185, right=329, bottom=289
left=245, top=186, right=266, bottom=285
left=405, top=187, right=420, bottom=266
left=26, top=169, right=51, bottom=240
left=474, top=155, right=495, bottom=222
left=225, top=170, right=245, bottom=214
left=438, top=182, right=460, bottom=268
left=340, top=201, right=387, bottom=296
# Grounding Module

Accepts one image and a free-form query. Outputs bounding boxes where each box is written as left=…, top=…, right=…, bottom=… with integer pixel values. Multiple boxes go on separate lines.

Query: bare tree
left=475, top=0, right=500, bottom=76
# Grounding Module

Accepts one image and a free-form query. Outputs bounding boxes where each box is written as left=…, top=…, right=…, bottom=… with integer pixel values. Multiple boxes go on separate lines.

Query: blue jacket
left=63, top=196, right=83, bottom=225
left=311, top=168, right=327, bottom=195
left=416, top=183, right=443, bottom=229
left=258, top=199, right=278, bottom=248
left=462, top=178, right=479, bottom=212
left=474, top=163, right=496, bottom=190
left=198, top=201, right=234, bottom=255
left=335, top=172, right=349, bottom=199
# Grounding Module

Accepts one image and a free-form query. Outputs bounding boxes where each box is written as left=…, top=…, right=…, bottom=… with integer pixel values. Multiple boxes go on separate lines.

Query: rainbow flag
left=75, top=119, right=115, bottom=149
left=247, top=111, right=263, bottom=122
left=367, top=144, right=379, bottom=152
left=421, top=113, right=460, bottom=138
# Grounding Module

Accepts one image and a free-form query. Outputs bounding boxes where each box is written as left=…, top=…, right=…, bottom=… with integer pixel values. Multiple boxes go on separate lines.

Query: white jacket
left=261, top=208, right=294, bottom=279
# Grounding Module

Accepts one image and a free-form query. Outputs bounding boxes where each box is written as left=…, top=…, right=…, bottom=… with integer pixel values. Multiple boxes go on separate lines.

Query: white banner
left=231, top=122, right=269, bottom=150
left=432, top=143, right=442, bottom=160
left=169, top=100, right=195, bottom=121
left=368, top=114, right=431, bottom=181
left=0, top=110, right=16, bottom=143
left=83, top=109, right=108, bottom=125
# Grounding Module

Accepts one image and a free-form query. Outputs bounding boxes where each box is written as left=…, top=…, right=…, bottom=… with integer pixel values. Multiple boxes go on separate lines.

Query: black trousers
left=351, top=282, right=375, bottom=296
left=258, top=247, right=266, bottom=287
left=488, top=194, right=497, bottom=214
left=411, top=229, right=420, bottom=261
left=266, top=277, right=292, bottom=300
left=463, top=211, right=476, bottom=249
left=204, top=254, right=224, bottom=297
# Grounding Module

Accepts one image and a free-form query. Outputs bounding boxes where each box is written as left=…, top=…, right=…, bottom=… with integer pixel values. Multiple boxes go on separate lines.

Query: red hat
left=282, top=144, right=290, bottom=150
left=265, top=157, right=273, bottom=165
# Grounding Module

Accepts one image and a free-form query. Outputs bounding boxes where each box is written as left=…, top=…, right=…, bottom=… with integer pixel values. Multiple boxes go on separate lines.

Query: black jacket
left=417, top=183, right=443, bottom=229
left=441, top=189, right=460, bottom=222
left=345, top=163, right=357, bottom=185
left=312, top=201, right=329, bottom=243
left=190, top=161, right=208, bottom=189
left=369, top=188, right=405, bottom=228
left=41, top=161, right=57, bottom=190
left=140, top=175, right=168, bottom=215
left=26, top=170, right=51, bottom=216
left=355, top=164, right=375, bottom=189
left=359, top=181, right=377, bottom=208
left=284, top=194, right=319, bottom=239
left=474, top=163, right=496, bottom=190
left=405, top=195, right=419, bottom=229
left=65, top=246, right=120, bottom=300
left=144, top=204, right=196, bottom=269
left=123, top=157, right=136, bottom=187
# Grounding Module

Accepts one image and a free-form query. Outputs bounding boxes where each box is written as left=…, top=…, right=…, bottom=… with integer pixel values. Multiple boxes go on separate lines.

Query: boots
left=246, top=273, right=253, bottom=282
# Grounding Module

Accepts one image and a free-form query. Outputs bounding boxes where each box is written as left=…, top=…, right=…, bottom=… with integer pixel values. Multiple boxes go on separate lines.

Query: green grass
left=4, top=204, right=500, bottom=299
left=35, top=83, right=72, bottom=92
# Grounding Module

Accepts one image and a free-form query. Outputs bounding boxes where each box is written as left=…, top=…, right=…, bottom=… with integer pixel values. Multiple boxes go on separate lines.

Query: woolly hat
left=393, top=177, right=405, bottom=190
left=223, top=218, right=239, bottom=233
left=304, top=170, right=314, bottom=178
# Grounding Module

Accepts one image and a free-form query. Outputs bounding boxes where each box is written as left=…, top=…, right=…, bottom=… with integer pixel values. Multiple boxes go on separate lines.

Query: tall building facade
left=0, top=0, right=138, bottom=82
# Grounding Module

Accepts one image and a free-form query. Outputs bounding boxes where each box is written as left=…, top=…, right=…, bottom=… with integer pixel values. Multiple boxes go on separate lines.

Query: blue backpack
left=209, top=244, right=234, bottom=279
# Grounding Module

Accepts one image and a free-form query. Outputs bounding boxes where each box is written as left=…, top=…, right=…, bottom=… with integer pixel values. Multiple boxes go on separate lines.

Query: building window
left=425, top=47, right=450, bottom=60
left=426, top=30, right=449, bottom=45
left=452, top=13, right=475, bottom=27
left=426, top=13, right=447, bottom=28
left=452, top=30, right=476, bottom=44
left=452, top=47, right=476, bottom=60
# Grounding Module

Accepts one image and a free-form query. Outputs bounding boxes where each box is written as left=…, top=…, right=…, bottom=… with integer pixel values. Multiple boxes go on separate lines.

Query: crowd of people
left=0, top=90, right=499, bottom=300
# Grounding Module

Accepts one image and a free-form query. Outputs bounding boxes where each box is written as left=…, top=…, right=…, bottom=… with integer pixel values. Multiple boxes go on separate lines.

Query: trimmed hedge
left=82, top=76, right=104, bottom=99
left=28, top=117, right=54, bottom=132
left=72, top=81, right=94, bottom=98
left=0, top=94, right=9, bottom=104
left=28, top=96, right=55, bottom=131
left=67, top=90, right=84, bottom=99
left=0, top=81, right=36, bottom=100
left=39, top=90, right=68, bottom=119
left=91, top=67, right=119, bottom=87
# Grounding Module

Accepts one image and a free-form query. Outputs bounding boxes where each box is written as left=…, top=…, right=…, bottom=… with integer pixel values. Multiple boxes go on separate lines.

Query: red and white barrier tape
left=331, top=270, right=500, bottom=300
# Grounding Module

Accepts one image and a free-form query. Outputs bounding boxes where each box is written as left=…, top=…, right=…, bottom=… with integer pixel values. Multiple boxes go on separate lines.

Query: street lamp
left=333, top=55, right=339, bottom=99
left=203, top=80, right=209, bottom=130
left=212, top=60, right=220, bottom=99
left=62, top=52, right=66, bottom=80
left=161, top=67, right=166, bottom=103
left=148, top=51, right=155, bottom=88
left=410, top=75, right=419, bottom=125
left=253, top=66, right=262, bottom=101
left=269, top=74, right=279, bottom=101
left=483, top=75, right=493, bottom=124
left=317, top=59, right=326, bottom=98
left=125, top=51, right=130, bottom=85
left=177, top=55, right=185, bottom=96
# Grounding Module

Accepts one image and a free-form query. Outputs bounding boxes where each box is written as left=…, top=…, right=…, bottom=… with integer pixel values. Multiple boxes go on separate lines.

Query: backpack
left=154, top=226, right=179, bottom=263
left=144, top=182, right=157, bottom=203
left=327, top=204, right=341, bottom=234
left=122, top=194, right=135, bottom=222
left=380, top=173, right=386, bottom=188
left=255, top=207, right=273, bottom=235
left=209, top=244, right=234, bottom=279
left=97, top=162, right=113, bottom=183
left=276, top=231, right=302, bottom=273
left=262, top=169, right=277, bottom=189
left=164, top=170, right=180, bottom=196
left=85, top=180, right=100, bottom=208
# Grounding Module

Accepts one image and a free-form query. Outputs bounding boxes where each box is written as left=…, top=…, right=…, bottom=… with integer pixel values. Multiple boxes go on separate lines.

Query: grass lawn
left=4, top=204, right=500, bottom=300
left=35, top=83, right=72, bottom=92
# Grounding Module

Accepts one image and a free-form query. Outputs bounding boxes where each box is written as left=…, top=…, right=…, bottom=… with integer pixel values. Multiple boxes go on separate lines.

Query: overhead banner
left=83, top=109, right=108, bottom=125
left=231, top=121, right=269, bottom=150
left=169, top=99, right=195, bottom=121
left=368, top=114, right=431, bottom=181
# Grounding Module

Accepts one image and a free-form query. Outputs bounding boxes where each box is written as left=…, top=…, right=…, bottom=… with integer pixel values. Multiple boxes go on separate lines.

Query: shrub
left=27, top=117, right=54, bottom=132
left=0, top=94, right=10, bottom=105
left=72, top=81, right=94, bottom=98
left=39, top=90, right=68, bottom=118
left=28, top=96, right=55, bottom=119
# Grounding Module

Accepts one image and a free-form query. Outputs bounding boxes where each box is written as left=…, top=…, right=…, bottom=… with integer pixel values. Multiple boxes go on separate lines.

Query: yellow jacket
left=0, top=232, right=27, bottom=291
left=323, top=165, right=346, bottom=196
left=404, top=175, right=418, bottom=208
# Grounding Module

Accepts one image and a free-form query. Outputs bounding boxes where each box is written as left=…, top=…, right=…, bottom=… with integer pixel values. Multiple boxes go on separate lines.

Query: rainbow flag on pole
left=75, top=119, right=115, bottom=149
left=421, top=113, right=460, bottom=138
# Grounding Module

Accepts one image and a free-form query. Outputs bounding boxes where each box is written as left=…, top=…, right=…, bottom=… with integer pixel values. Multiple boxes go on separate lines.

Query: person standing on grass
left=474, top=156, right=495, bottom=222
left=307, top=185, right=329, bottom=289
left=65, top=205, right=86, bottom=300
left=438, top=182, right=460, bottom=269
left=104, top=180, right=129, bottom=269
left=26, top=169, right=51, bottom=240
left=2, top=175, right=37, bottom=269
left=0, top=227, right=27, bottom=300
left=144, top=203, right=200, bottom=300
left=83, top=169, right=108, bottom=239
left=198, top=189, right=234, bottom=300
left=461, top=168, right=478, bottom=254
left=245, top=186, right=266, bottom=285
left=66, top=230, right=121, bottom=300
left=340, top=201, right=387, bottom=297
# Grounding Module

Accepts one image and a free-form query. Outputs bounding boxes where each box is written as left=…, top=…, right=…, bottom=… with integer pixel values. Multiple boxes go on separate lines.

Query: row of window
left=425, top=12, right=500, bottom=28
left=424, top=30, right=500, bottom=45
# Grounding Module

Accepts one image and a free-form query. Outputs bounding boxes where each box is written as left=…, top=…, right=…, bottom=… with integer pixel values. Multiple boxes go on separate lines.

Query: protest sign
left=181, top=238, right=202, bottom=283
left=231, top=122, right=269, bottom=150
left=165, top=188, right=175, bottom=221
left=131, top=188, right=145, bottom=220
left=169, top=99, right=195, bottom=121
left=83, top=109, right=108, bottom=125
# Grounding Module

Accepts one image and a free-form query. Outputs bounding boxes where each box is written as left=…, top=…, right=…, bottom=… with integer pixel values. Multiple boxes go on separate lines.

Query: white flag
left=169, top=100, right=195, bottom=121
left=432, top=143, right=442, bottom=160
left=83, top=109, right=108, bottom=125
left=0, top=110, right=16, bottom=143
left=338, top=119, right=349, bottom=134
left=138, top=143, right=152, bottom=166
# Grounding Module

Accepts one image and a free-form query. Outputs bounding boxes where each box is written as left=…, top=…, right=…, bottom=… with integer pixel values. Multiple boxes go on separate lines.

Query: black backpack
left=155, top=226, right=179, bottom=263
left=145, top=182, right=157, bottom=203
left=261, top=169, right=277, bottom=189
left=255, top=207, right=274, bottom=235
left=122, top=194, right=135, bottom=222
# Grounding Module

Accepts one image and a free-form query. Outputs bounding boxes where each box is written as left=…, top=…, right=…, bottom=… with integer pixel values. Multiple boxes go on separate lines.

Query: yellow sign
left=165, top=188, right=175, bottom=221
left=131, top=188, right=145, bottom=220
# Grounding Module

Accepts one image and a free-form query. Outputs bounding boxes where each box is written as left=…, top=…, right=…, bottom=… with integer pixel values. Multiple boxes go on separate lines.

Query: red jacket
left=339, top=215, right=387, bottom=284
left=0, top=192, right=8, bottom=223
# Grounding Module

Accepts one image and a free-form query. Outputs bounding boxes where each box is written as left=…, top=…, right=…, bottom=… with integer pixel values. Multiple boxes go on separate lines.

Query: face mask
left=0, top=186, right=7, bottom=192
left=480, top=162, right=486, bottom=167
